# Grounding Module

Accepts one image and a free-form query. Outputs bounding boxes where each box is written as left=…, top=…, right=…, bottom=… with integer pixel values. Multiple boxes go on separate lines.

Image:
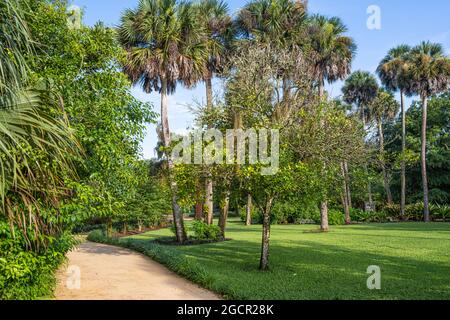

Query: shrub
left=0, top=220, right=77, bottom=299
left=190, top=221, right=222, bottom=241
left=327, top=209, right=345, bottom=225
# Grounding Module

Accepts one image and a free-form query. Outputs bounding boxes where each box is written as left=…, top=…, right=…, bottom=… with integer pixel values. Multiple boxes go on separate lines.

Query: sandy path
left=55, top=241, right=219, bottom=300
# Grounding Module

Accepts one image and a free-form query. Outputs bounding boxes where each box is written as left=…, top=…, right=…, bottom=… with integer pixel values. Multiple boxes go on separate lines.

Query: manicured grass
left=124, top=219, right=450, bottom=300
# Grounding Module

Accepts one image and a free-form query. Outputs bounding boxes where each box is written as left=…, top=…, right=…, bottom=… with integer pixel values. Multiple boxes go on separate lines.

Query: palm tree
left=342, top=71, right=379, bottom=210
left=236, top=0, right=307, bottom=46
left=405, top=41, right=450, bottom=222
left=195, top=0, right=233, bottom=225
left=377, top=44, right=411, bottom=216
left=118, top=0, right=208, bottom=243
left=307, top=15, right=356, bottom=98
left=370, top=89, right=400, bottom=204
left=306, top=14, right=356, bottom=230
left=1, top=0, right=79, bottom=243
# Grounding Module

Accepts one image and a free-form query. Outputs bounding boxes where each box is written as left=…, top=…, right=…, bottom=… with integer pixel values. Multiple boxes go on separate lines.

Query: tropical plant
left=236, top=0, right=307, bottom=46
left=0, top=0, right=79, bottom=245
left=118, top=0, right=209, bottom=243
left=377, top=44, right=412, bottom=216
left=404, top=41, right=450, bottom=221
left=306, top=14, right=356, bottom=98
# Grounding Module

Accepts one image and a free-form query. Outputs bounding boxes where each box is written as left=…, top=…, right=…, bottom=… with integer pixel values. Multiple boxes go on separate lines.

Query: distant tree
left=377, top=44, right=412, bottom=216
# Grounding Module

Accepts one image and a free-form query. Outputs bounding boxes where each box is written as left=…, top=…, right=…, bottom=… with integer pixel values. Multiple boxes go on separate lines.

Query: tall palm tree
left=405, top=41, right=450, bottom=222
left=1, top=0, right=79, bottom=243
left=195, top=0, right=233, bottom=225
left=370, top=89, right=400, bottom=204
left=377, top=45, right=411, bottom=216
left=342, top=71, right=379, bottom=209
left=118, top=0, right=208, bottom=243
left=306, top=14, right=356, bottom=231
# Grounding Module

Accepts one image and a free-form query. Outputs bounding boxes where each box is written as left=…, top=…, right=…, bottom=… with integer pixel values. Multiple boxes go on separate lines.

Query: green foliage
left=0, top=219, right=76, bottom=299
left=327, top=209, right=345, bottom=225
left=190, top=221, right=222, bottom=241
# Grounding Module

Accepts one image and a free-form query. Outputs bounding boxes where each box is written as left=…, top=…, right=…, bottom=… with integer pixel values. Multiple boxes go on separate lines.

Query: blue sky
left=72, top=0, right=450, bottom=159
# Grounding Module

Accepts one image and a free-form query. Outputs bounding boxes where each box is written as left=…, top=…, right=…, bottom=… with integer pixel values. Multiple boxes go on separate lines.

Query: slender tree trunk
left=259, top=198, right=273, bottom=271
left=161, top=78, right=187, bottom=243
left=320, top=200, right=329, bottom=231
left=400, top=90, right=406, bottom=218
left=318, top=78, right=330, bottom=231
left=205, top=74, right=214, bottom=225
left=218, top=191, right=230, bottom=238
left=421, top=95, right=430, bottom=222
left=246, top=194, right=252, bottom=226
left=106, top=219, right=112, bottom=237
left=378, top=119, right=393, bottom=204
left=205, top=180, right=214, bottom=225
left=341, top=162, right=351, bottom=224
left=344, top=161, right=352, bottom=208
left=361, top=105, right=373, bottom=211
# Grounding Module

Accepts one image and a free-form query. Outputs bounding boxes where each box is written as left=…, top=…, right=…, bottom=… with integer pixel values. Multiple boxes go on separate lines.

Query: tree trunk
left=205, top=180, right=214, bottom=225
left=421, top=95, right=430, bottom=222
left=341, top=162, right=351, bottom=224
left=205, top=73, right=214, bottom=225
left=361, top=107, right=373, bottom=211
left=378, top=119, right=393, bottom=204
left=344, top=161, right=352, bottom=208
left=194, top=201, right=203, bottom=220
left=218, top=191, right=230, bottom=238
left=259, top=198, right=273, bottom=271
left=246, top=194, right=252, bottom=226
left=161, top=78, right=187, bottom=243
left=400, top=90, right=406, bottom=218
left=320, top=200, right=329, bottom=231
left=106, top=219, right=112, bottom=238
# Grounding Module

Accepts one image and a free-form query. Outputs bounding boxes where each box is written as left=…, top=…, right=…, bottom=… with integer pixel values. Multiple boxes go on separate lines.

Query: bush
left=0, top=220, right=77, bottom=299
left=327, top=209, right=345, bottom=225
left=190, top=221, right=222, bottom=241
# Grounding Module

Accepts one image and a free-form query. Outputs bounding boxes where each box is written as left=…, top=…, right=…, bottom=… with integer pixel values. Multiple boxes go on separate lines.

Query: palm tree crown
left=406, top=41, right=450, bottom=98
left=306, top=14, right=356, bottom=88
left=342, top=70, right=379, bottom=121
left=236, top=0, right=307, bottom=45
left=117, top=0, right=208, bottom=94
left=376, top=44, right=412, bottom=93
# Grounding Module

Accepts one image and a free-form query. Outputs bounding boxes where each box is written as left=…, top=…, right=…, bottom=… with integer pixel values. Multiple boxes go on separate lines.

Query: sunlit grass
left=125, top=219, right=450, bottom=300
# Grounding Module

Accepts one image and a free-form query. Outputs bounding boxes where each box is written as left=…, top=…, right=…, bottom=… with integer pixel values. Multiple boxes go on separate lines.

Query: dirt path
left=55, top=241, right=219, bottom=300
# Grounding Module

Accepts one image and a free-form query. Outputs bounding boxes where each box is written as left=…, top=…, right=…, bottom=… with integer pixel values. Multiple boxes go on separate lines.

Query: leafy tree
left=377, top=44, right=412, bottom=215
left=404, top=42, right=450, bottom=221
left=118, top=0, right=208, bottom=242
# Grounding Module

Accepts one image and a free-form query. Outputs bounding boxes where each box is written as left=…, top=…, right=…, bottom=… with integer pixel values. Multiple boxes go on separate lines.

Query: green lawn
left=125, top=219, right=450, bottom=300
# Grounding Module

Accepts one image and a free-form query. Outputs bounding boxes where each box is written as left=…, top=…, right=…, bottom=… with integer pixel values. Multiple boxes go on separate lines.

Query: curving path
left=55, top=241, right=219, bottom=300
